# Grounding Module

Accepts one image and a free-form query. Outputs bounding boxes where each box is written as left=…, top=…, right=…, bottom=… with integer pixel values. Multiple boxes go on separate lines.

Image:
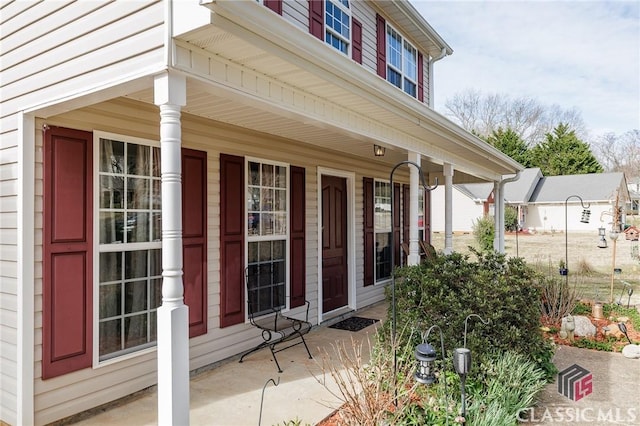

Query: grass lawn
left=430, top=231, right=640, bottom=306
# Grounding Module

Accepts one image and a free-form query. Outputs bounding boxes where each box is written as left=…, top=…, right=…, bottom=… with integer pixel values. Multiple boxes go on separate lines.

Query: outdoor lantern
left=414, top=342, right=437, bottom=385
left=598, top=227, right=608, bottom=248
left=453, top=347, right=471, bottom=376
left=373, top=144, right=386, bottom=157
left=580, top=209, right=591, bottom=223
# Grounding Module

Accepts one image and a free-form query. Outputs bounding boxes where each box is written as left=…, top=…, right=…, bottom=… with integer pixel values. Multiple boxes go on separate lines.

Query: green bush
left=472, top=216, right=495, bottom=252
left=505, top=205, right=518, bottom=231
left=385, top=249, right=556, bottom=381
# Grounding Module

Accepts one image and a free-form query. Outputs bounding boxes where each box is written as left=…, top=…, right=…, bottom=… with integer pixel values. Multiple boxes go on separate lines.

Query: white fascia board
left=199, top=1, right=522, bottom=177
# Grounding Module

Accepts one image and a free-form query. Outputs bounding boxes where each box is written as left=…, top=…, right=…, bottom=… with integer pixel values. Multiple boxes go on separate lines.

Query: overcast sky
left=410, top=0, right=640, bottom=138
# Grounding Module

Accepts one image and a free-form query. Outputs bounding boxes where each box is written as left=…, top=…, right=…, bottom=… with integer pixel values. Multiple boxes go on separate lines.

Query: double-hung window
left=386, top=25, right=418, bottom=97
left=374, top=180, right=392, bottom=282
left=246, top=160, right=289, bottom=316
left=325, top=0, right=351, bottom=54
left=96, top=133, right=162, bottom=361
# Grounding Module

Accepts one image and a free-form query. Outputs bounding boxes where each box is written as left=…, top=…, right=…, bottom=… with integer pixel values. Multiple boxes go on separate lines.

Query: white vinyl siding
left=0, top=1, right=164, bottom=119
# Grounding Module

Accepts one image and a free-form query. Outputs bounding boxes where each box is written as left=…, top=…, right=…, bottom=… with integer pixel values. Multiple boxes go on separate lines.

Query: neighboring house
left=431, top=169, right=630, bottom=233
left=0, top=1, right=522, bottom=424
left=527, top=173, right=630, bottom=233
left=431, top=168, right=542, bottom=232
left=627, top=180, right=640, bottom=215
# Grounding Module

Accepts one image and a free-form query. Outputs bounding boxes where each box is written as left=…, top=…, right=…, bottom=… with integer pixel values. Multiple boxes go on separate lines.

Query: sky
left=410, top=0, right=640, bottom=138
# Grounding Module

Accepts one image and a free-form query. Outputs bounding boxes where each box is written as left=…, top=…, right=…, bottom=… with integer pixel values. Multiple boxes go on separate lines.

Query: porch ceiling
left=126, top=1, right=522, bottom=183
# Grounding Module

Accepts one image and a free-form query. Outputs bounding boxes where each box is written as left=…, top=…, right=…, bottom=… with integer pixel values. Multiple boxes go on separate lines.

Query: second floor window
left=325, top=0, right=350, bottom=54
left=386, top=25, right=417, bottom=97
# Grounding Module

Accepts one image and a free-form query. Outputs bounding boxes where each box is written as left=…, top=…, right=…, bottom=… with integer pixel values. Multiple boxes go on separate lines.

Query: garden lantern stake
left=454, top=314, right=489, bottom=422
left=564, top=195, right=591, bottom=287
left=389, top=160, right=437, bottom=399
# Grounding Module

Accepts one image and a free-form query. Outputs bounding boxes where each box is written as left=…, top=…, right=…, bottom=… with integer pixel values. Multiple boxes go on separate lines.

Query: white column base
left=157, top=304, right=190, bottom=426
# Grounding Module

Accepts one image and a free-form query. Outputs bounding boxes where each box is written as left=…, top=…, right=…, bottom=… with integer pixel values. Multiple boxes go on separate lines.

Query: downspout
left=428, top=48, right=447, bottom=108
left=495, top=172, right=521, bottom=253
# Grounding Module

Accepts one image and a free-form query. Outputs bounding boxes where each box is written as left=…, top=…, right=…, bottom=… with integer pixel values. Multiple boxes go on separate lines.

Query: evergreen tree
left=529, top=123, right=603, bottom=175
left=484, top=127, right=531, bottom=167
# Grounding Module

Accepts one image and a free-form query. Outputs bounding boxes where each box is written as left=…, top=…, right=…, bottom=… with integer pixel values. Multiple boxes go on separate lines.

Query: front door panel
left=322, top=175, right=348, bottom=313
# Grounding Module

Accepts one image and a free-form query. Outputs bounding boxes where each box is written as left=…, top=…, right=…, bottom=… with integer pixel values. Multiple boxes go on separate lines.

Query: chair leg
left=269, top=344, right=283, bottom=373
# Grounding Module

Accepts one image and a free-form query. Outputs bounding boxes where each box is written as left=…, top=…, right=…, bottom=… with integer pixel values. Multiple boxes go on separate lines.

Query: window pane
left=100, top=284, right=121, bottom=318
left=125, top=280, right=148, bottom=314
left=127, top=212, right=149, bottom=243
left=249, top=162, right=260, bottom=186
left=125, top=250, right=148, bottom=279
left=151, top=278, right=162, bottom=308
left=100, top=139, right=124, bottom=173
left=100, top=251, right=122, bottom=283
left=274, top=189, right=286, bottom=211
left=275, top=166, right=286, bottom=188
left=376, top=232, right=391, bottom=281
left=151, top=147, right=161, bottom=177
left=100, top=319, right=121, bottom=356
left=127, top=178, right=150, bottom=209
left=100, top=212, right=124, bottom=244
left=262, top=213, right=274, bottom=235
left=127, top=144, right=150, bottom=176
left=261, top=163, right=274, bottom=187
left=248, top=213, right=260, bottom=236
left=124, top=314, right=148, bottom=349
left=100, top=176, right=124, bottom=209
left=274, top=213, right=287, bottom=234
left=248, top=187, right=260, bottom=211
left=151, top=212, right=161, bottom=241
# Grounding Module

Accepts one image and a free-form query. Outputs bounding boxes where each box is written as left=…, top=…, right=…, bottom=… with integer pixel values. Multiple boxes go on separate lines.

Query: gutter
left=428, top=48, right=448, bottom=109
left=496, top=172, right=521, bottom=252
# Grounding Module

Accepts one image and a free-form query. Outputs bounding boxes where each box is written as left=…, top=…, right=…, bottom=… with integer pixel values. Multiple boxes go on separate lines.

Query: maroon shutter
left=376, top=14, right=386, bottom=78
left=290, top=166, right=306, bottom=308
left=182, top=148, right=208, bottom=337
left=363, top=177, right=374, bottom=286
left=418, top=52, right=424, bottom=102
left=424, top=189, right=432, bottom=244
left=352, top=18, right=363, bottom=64
left=42, top=126, right=93, bottom=379
left=220, top=154, right=245, bottom=327
left=393, top=183, right=401, bottom=267
left=265, top=0, right=282, bottom=15
left=309, top=0, right=324, bottom=40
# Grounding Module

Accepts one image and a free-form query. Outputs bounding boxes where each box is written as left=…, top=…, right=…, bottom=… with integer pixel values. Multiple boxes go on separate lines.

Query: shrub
left=386, top=249, right=556, bottom=381
left=472, top=216, right=495, bottom=252
left=505, top=205, right=518, bottom=231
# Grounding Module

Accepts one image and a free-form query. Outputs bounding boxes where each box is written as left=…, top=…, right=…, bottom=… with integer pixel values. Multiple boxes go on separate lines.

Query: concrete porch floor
left=64, top=303, right=388, bottom=426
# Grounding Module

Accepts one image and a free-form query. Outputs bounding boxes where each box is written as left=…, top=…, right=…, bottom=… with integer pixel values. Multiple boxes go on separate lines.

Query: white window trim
left=325, top=0, right=351, bottom=56
left=386, top=23, right=418, bottom=98
left=244, top=156, right=291, bottom=319
left=92, top=131, right=161, bottom=367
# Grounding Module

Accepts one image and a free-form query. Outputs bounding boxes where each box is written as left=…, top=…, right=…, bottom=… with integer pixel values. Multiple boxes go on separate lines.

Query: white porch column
left=493, top=181, right=502, bottom=252
left=408, top=152, right=421, bottom=265
left=154, top=71, right=190, bottom=426
left=443, top=163, right=454, bottom=254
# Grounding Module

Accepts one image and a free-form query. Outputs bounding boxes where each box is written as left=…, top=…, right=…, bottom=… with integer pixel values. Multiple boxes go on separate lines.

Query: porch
left=63, top=303, right=387, bottom=426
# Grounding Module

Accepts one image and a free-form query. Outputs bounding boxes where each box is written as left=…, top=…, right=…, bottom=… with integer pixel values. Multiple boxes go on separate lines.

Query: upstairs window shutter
left=309, top=0, right=324, bottom=40
left=265, top=0, right=282, bottom=15
left=220, top=154, right=245, bottom=327
left=182, top=148, right=208, bottom=337
left=289, top=166, right=306, bottom=308
left=363, top=177, right=374, bottom=286
left=42, top=126, right=93, bottom=379
left=352, top=18, right=363, bottom=64
left=376, top=14, right=386, bottom=78
left=418, top=52, right=425, bottom=102
left=393, top=183, right=401, bottom=267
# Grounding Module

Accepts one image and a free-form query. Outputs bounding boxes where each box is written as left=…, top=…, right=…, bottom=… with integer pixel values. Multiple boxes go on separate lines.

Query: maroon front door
left=322, top=175, right=348, bottom=313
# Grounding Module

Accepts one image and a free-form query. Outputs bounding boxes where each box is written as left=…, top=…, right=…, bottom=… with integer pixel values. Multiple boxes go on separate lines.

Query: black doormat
left=329, top=316, right=379, bottom=332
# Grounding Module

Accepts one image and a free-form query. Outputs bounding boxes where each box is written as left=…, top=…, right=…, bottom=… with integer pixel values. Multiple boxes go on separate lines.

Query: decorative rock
left=569, top=315, right=596, bottom=337
left=616, top=316, right=630, bottom=323
left=622, top=344, right=640, bottom=359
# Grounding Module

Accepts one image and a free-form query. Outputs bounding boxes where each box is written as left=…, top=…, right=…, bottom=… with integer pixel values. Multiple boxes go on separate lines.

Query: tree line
left=444, top=90, right=639, bottom=180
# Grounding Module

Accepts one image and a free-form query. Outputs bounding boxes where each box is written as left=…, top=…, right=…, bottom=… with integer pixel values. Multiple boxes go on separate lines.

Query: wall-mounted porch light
left=373, top=144, right=386, bottom=157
